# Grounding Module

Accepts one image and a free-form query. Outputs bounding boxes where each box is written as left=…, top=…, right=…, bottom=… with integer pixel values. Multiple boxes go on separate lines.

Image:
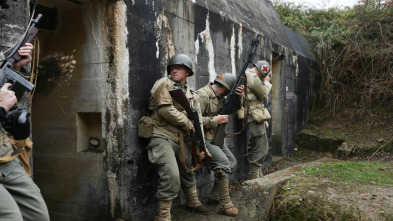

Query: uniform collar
left=208, top=83, right=221, bottom=98
left=168, top=75, right=188, bottom=88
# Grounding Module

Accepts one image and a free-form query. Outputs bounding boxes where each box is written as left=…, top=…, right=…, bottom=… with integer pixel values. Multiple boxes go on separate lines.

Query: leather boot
left=155, top=200, right=172, bottom=221
left=216, top=179, right=238, bottom=217
left=206, top=180, right=220, bottom=205
left=250, top=164, right=261, bottom=179
left=183, top=185, right=213, bottom=215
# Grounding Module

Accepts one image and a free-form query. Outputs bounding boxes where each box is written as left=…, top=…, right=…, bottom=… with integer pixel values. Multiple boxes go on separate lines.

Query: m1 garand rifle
left=169, top=88, right=211, bottom=172
left=212, top=34, right=262, bottom=147
left=0, top=13, right=42, bottom=101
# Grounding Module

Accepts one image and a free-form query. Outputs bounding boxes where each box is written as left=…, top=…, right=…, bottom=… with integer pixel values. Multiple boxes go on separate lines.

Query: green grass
left=303, top=161, right=393, bottom=186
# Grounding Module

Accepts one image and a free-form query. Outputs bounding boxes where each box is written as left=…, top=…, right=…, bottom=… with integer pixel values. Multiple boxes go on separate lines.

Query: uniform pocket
left=147, top=138, right=170, bottom=165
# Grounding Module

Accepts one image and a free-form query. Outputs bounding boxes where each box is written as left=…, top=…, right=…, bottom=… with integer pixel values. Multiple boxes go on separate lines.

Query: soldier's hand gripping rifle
left=169, top=88, right=211, bottom=172
left=0, top=13, right=42, bottom=101
left=0, top=14, right=42, bottom=140
left=212, top=34, right=261, bottom=147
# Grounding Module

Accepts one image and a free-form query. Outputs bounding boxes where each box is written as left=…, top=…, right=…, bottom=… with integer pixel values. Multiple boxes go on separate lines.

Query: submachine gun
left=212, top=34, right=262, bottom=147
left=169, top=88, right=211, bottom=172
left=0, top=14, right=42, bottom=140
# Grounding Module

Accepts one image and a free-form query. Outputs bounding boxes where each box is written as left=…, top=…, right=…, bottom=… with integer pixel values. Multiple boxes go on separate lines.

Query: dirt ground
left=171, top=107, right=393, bottom=220
left=266, top=107, right=393, bottom=221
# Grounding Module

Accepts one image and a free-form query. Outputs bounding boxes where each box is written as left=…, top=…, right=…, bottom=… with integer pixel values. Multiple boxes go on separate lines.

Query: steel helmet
left=214, top=73, right=236, bottom=90
left=166, top=54, right=194, bottom=76
left=253, top=60, right=271, bottom=77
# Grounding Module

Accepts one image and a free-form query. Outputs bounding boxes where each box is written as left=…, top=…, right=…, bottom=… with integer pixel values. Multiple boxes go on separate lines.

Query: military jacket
left=244, top=68, right=272, bottom=105
left=149, top=75, right=200, bottom=142
left=243, top=68, right=272, bottom=122
left=197, top=83, right=223, bottom=140
left=0, top=52, right=13, bottom=160
left=0, top=132, right=13, bottom=159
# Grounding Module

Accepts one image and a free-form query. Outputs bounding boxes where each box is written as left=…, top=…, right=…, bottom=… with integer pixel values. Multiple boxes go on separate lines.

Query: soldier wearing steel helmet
left=241, top=60, right=272, bottom=179
left=197, top=73, right=243, bottom=217
left=147, top=54, right=212, bottom=220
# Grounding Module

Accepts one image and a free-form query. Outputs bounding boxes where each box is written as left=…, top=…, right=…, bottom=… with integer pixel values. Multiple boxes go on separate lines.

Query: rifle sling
left=179, top=130, right=203, bottom=173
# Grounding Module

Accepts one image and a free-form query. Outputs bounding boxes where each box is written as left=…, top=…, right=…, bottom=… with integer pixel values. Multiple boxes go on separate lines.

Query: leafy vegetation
left=273, top=0, right=393, bottom=117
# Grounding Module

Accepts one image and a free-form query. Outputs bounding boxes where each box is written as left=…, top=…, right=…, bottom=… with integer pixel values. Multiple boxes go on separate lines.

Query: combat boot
left=206, top=180, right=220, bottom=205
left=183, top=185, right=213, bottom=215
left=155, top=200, right=172, bottom=221
left=216, top=179, right=238, bottom=217
left=250, top=164, right=261, bottom=179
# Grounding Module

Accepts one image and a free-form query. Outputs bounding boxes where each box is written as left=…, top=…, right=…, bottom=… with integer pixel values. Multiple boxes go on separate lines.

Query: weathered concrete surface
left=172, top=157, right=337, bottom=221
left=0, top=0, right=319, bottom=220
left=0, top=1, right=29, bottom=51
left=296, top=129, right=345, bottom=153
left=30, top=0, right=113, bottom=220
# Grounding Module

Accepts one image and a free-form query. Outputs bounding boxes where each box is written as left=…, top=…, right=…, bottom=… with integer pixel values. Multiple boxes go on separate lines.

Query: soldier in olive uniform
left=147, top=54, right=212, bottom=220
left=197, top=73, right=243, bottom=217
left=0, top=43, right=50, bottom=221
left=243, top=60, right=272, bottom=179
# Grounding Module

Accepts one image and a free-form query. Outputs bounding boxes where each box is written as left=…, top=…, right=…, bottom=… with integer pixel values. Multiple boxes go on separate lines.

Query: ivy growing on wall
left=273, top=0, right=393, bottom=116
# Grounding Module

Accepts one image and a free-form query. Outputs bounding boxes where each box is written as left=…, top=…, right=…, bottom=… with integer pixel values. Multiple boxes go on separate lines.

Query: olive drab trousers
left=205, top=141, right=236, bottom=179
left=147, top=135, right=196, bottom=200
left=0, top=158, right=50, bottom=221
left=247, top=121, right=269, bottom=167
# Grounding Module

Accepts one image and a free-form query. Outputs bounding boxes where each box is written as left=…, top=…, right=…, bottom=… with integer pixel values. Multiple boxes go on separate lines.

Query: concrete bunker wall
left=1, top=0, right=317, bottom=220
left=29, top=0, right=117, bottom=220
left=122, top=0, right=317, bottom=220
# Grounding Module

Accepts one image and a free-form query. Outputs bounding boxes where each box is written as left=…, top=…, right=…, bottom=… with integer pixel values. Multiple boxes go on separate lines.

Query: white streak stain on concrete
left=107, top=172, right=118, bottom=218
left=112, top=2, right=129, bottom=128
left=230, top=25, right=236, bottom=76
left=155, top=14, right=163, bottom=59
left=5, top=24, right=22, bottom=29
left=219, top=10, right=226, bottom=20
left=194, top=37, right=200, bottom=64
left=293, top=54, right=299, bottom=78
left=117, top=3, right=130, bottom=113
left=195, top=14, right=216, bottom=82
left=105, top=1, right=128, bottom=216
left=155, top=13, right=175, bottom=60
left=238, top=23, right=243, bottom=59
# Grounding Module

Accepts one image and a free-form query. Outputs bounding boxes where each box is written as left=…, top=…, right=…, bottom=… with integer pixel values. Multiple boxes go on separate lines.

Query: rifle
left=169, top=88, right=211, bottom=172
left=0, top=14, right=43, bottom=101
left=212, top=34, right=262, bottom=147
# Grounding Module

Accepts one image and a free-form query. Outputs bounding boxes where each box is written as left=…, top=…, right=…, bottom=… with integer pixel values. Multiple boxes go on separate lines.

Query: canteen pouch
left=138, top=115, right=153, bottom=138
left=250, top=105, right=271, bottom=123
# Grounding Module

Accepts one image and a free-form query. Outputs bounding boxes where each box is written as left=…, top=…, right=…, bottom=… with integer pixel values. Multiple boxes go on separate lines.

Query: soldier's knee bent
left=214, top=168, right=229, bottom=180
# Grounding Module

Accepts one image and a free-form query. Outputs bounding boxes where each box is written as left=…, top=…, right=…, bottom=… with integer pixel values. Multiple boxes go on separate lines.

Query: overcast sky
left=278, top=0, right=361, bottom=9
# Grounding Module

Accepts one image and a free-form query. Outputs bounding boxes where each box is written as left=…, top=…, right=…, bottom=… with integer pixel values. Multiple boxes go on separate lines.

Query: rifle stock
left=212, top=34, right=262, bottom=147
left=169, top=88, right=210, bottom=171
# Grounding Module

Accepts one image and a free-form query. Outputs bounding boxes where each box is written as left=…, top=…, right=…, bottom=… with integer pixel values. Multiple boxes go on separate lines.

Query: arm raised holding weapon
left=212, top=34, right=261, bottom=147
left=0, top=14, right=42, bottom=101
left=196, top=72, right=244, bottom=217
